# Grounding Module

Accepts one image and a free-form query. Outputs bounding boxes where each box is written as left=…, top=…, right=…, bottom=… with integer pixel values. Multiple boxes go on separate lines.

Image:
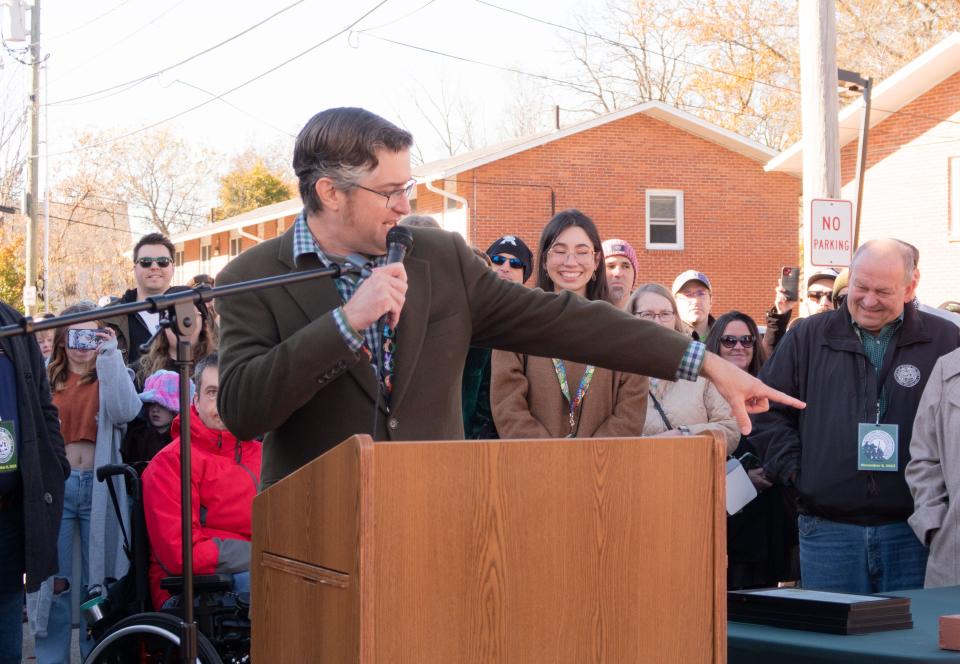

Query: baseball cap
left=672, top=270, right=712, bottom=294
left=807, top=267, right=840, bottom=288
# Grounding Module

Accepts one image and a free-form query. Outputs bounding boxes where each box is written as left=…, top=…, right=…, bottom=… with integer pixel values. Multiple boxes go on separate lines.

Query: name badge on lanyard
left=857, top=422, right=898, bottom=472
left=0, top=420, right=17, bottom=474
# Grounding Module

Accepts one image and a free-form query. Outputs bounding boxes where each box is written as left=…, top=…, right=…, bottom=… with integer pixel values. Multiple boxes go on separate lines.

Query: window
left=645, top=189, right=684, bottom=250
left=951, top=156, right=960, bottom=240
left=200, top=245, right=211, bottom=273
left=444, top=179, right=458, bottom=210
left=229, top=237, right=241, bottom=258
left=174, top=248, right=185, bottom=283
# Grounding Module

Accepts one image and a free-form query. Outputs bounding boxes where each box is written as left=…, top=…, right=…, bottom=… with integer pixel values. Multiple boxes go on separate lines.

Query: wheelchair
left=81, top=464, right=251, bottom=663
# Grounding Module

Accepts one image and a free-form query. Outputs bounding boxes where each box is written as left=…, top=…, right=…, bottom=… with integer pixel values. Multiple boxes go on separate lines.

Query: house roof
left=171, top=197, right=302, bottom=244
left=765, top=32, right=960, bottom=176
left=413, top=100, right=779, bottom=181
left=172, top=100, right=778, bottom=243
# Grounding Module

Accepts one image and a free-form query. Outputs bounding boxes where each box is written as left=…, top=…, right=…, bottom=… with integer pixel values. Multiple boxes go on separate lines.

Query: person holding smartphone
left=33, top=302, right=141, bottom=663
left=762, top=267, right=839, bottom=358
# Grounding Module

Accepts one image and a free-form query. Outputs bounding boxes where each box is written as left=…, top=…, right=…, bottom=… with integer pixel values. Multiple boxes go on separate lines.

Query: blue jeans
left=0, top=494, right=24, bottom=664
left=35, top=470, right=94, bottom=664
left=798, top=514, right=927, bottom=594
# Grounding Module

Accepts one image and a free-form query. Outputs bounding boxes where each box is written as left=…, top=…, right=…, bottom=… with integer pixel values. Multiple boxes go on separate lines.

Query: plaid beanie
left=601, top=239, right=639, bottom=288
left=486, top=235, right=534, bottom=282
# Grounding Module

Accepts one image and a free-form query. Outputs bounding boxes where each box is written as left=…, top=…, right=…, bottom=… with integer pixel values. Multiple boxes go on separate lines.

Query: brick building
left=767, top=32, right=960, bottom=308
left=171, top=101, right=802, bottom=322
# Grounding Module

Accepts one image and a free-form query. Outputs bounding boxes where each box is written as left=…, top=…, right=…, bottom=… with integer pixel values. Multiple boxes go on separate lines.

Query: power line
left=48, top=0, right=132, bottom=41
left=47, top=0, right=306, bottom=107
left=41, top=0, right=392, bottom=160
left=362, top=33, right=796, bottom=124
left=356, top=0, right=436, bottom=33
left=169, top=79, right=297, bottom=138
left=49, top=0, right=190, bottom=84
left=474, top=0, right=960, bottom=128
left=46, top=212, right=137, bottom=234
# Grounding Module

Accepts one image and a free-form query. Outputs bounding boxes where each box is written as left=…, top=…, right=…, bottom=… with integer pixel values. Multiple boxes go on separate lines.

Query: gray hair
left=193, top=351, right=218, bottom=392
left=851, top=238, right=916, bottom=285
left=294, top=108, right=413, bottom=213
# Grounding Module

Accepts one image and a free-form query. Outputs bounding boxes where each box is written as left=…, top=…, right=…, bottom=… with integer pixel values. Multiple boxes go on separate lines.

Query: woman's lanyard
left=552, top=359, right=596, bottom=436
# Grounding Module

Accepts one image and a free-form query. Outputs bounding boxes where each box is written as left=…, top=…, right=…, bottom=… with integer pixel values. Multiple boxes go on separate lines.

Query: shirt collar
left=852, top=312, right=904, bottom=341
left=292, top=211, right=333, bottom=268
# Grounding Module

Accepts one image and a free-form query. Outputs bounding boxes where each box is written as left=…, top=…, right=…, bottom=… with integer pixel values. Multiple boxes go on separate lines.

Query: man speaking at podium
left=215, top=107, right=802, bottom=489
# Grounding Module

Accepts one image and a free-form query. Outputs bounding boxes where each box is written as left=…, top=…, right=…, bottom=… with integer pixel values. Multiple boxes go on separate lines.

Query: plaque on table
left=728, top=588, right=913, bottom=634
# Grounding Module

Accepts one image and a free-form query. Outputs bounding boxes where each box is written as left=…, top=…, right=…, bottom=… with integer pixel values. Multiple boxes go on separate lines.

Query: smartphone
left=780, top=266, right=801, bottom=301
left=66, top=328, right=103, bottom=350
left=738, top=452, right=763, bottom=471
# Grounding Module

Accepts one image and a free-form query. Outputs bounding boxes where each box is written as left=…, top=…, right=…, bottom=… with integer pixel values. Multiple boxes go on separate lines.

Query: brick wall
left=840, top=69, right=960, bottom=308
left=418, top=112, right=801, bottom=324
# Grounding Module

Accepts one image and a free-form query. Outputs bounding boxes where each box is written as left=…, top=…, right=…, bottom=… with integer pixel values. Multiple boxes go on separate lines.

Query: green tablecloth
left=729, top=586, right=960, bottom=663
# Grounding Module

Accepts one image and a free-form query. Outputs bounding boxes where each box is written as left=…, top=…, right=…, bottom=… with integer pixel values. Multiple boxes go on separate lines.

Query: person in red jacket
left=142, top=352, right=261, bottom=609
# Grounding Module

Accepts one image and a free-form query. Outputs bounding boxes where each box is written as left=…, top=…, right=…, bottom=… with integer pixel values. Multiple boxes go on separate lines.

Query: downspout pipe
left=423, top=176, right=470, bottom=240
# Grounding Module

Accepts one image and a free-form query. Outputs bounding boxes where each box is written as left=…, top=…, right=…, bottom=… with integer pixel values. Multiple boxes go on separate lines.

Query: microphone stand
left=1, top=259, right=369, bottom=662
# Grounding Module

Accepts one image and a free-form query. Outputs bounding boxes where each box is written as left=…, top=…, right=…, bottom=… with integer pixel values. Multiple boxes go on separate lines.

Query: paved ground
left=21, top=623, right=82, bottom=663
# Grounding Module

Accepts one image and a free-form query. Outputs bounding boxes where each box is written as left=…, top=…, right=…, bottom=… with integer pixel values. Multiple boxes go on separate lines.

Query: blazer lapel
left=388, top=256, right=430, bottom=411
left=279, top=245, right=383, bottom=410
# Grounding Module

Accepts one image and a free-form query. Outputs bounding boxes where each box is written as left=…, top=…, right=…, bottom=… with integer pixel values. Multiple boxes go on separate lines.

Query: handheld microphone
left=386, top=226, right=414, bottom=264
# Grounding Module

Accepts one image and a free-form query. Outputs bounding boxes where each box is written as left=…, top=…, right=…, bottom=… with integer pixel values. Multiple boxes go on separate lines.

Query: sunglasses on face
left=136, top=257, right=172, bottom=268
left=807, top=290, right=831, bottom=302
left=491, top=255, right=524, bottom=269
left=719, top=334, right=755, bottom=349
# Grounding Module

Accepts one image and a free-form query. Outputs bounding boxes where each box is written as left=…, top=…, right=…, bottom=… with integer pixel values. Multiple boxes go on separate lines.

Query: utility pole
left=798, top=0, right=840, bottom=277
left=24, top=0, right=41, bottom=315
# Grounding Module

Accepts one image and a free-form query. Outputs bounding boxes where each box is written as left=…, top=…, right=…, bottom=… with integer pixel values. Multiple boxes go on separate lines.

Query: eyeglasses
left=491, top=255, right=524, bottom=269
left=807, top=290, right=831, bottom=302
left=353, top=179, right=417, bottom=208
left=719, top=334, right=755, bottom=349
left=547, top=246, right=597, bottom=264
left=136, top=257, right=172, bottom=268
left=636, top=310, right=676, bottom=322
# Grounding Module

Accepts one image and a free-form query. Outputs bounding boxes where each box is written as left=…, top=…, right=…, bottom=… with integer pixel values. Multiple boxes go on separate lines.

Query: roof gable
left=413, top=100, right=778, bottom=180
left=766, top=32, right=960, bottom=175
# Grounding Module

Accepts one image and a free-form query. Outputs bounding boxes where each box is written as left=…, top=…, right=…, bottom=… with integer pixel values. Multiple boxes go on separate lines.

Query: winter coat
left=491, top=352, right=648, bottom=439
left=754, top=303, right=960, bottom=525
left=642, top=377, right=740, bottom=454
left=0, top=301, right=69, bottom=592
left=906, top=348, right=960, bottom=587
left=142, top=406, right=262, bottom=609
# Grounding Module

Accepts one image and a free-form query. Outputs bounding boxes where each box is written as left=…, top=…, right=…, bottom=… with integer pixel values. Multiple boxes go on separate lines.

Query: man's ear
left=315, top=178, right=344, bottom=211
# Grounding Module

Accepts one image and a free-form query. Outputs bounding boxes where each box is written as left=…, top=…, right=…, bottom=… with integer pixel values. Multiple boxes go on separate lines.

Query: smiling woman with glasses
left=626, top=283, right=739, bottom=452
left=491, top=210, right=647, bottom=440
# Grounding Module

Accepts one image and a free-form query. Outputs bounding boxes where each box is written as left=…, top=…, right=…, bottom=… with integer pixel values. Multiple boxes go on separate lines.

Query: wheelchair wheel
left=84, top=611, right=222, bottom=664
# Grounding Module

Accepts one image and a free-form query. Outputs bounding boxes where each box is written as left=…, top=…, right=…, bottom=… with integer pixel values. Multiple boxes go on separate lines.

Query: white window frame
left=200, top=236, right=212, bottom=274
left=229, top=231, right=241, bottom=258
left=444, top=179, right=458, bottom=210
left=950, top=156, right=960, bottom=241
left=645, top=189, right=684, bottom=250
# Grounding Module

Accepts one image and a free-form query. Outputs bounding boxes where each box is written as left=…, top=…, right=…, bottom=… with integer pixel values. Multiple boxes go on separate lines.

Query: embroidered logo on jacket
left=894, top=364, right=921, bottom=388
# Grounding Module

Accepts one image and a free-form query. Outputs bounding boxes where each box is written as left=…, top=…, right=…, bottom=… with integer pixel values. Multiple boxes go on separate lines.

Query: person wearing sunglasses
left=485, top=235, right=532, bottom=285
left=707, top=311, right=798, bottom=590
left=628, top=284, right=738, bottom=453
left=763, top=268, right=839, bottom=359
left=103, top=233, right=177, bottom=366
left=492, top=212, right=648, bottom=440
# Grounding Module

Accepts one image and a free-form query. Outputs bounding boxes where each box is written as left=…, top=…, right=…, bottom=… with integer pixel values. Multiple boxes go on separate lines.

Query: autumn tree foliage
left=562, top=0, right=960, bottom=149
left=215, top=158, right=293, bottom=221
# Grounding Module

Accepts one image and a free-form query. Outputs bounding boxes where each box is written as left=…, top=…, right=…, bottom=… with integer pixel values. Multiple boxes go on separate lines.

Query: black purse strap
left=104, top=475, right=132, bottom=561
left=649, top=390, right=674, bottom=431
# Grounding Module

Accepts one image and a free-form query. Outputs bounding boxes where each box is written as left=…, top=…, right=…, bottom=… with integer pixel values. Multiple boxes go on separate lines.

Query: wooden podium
left=251, top=434, right=727, bottom=663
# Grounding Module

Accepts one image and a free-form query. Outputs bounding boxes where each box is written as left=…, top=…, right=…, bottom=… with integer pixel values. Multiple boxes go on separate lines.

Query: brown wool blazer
left=216, top=225, right=691, bottom=488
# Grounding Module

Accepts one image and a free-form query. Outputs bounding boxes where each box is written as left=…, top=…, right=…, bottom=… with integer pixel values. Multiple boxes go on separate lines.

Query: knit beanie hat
left=486, top=235, right=533, bottom=283
left=139, top=370, right=191, bottom=413
left=832, top=267, right=850, bottom=304
left=601, top=239, right=639, bottom=288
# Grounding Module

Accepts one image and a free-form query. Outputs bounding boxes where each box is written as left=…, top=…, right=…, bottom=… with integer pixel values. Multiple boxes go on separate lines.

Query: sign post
left=810, top=198, right=853, bottom=267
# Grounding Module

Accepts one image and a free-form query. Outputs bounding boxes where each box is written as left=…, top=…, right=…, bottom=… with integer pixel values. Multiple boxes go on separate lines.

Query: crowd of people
left=3, top=105, right=960, bottom=662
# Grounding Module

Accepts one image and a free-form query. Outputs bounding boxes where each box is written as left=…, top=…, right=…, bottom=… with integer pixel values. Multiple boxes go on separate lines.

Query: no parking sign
left=810, top=199, right=853, bottom=267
